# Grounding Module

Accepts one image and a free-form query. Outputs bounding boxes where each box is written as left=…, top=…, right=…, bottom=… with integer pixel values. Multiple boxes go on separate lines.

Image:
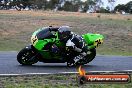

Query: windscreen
left=36, top=28, right=54, bottom=40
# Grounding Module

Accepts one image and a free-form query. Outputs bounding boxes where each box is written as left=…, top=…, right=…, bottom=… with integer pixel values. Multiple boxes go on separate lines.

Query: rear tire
left=67, top=60, right=75, bottom=67
left=85, top=48, right=96, bottom=63
left=17, top=48, right=38, bottom=65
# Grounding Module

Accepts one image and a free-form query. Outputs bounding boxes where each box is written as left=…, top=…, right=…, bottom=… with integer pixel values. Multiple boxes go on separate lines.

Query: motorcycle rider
left=48, top=26, right=88, bottom=64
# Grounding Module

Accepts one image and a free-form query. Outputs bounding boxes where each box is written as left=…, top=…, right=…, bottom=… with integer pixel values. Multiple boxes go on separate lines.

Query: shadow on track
left=17, top=64, right=97, bottom=69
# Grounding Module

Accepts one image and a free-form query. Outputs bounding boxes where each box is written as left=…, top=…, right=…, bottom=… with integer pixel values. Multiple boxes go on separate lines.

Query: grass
left=0, top=10, right=132, bottom=56
left=0, top=74, right=132, bottom=88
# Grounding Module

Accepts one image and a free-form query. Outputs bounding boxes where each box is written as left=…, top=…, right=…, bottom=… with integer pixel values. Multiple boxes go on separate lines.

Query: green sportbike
left=17, top=27, right=104, bottom=67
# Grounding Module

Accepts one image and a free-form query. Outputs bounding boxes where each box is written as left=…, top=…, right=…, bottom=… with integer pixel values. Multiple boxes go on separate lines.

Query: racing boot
left=73, top=55, right=83, bottom=64
left=73, top=51, right=87, bottom=64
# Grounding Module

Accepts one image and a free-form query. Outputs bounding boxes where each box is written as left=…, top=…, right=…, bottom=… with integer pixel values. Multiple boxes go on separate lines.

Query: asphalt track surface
left=0, top=51, right=132, bottom=74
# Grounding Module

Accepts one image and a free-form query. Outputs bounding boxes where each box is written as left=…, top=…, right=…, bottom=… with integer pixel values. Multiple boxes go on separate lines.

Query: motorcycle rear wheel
left=17, top=48, right=38, bottom=65
left=85, top=48, right=96, bottom=63
left=67, top=61, right=74, bottom=67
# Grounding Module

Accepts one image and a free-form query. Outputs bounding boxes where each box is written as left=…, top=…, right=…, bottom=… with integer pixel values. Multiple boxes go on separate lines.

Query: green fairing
left=31, top=28, right=56, bottom=50
left=31, top=28, right=104, bottom=59
left=31, top=29, right=64, bottom=59
left=34, top=39, right=55, bottom=50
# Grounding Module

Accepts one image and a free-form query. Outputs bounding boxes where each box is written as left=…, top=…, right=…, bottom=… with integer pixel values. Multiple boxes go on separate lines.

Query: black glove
left=51, top=44, right=59, bottom=53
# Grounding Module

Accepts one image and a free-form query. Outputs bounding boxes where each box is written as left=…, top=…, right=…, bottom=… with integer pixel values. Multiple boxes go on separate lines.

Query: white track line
left=0, top=73, right=52, bottom=76
left=0, top=70, right=132, bottom=76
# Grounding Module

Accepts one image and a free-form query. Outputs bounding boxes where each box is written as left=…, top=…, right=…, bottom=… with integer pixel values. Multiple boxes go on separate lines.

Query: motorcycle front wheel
left=17, top=47, right=38, bottom=65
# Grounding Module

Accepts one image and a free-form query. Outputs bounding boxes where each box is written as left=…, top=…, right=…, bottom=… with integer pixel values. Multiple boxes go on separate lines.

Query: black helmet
left=58, top=26, right=71, bottom=42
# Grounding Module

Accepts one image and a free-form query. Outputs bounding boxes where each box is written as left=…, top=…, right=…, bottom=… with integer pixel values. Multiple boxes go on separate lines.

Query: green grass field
left=0, top=10, right=132, bottom=55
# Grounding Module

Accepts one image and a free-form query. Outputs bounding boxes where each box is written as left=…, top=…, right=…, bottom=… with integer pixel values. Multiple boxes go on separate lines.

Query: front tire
left=17, top=48, right=38, bottom=65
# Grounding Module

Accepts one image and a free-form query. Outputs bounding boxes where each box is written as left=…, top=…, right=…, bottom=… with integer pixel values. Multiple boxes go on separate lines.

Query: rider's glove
left=51, top=44, right=59, bottom=53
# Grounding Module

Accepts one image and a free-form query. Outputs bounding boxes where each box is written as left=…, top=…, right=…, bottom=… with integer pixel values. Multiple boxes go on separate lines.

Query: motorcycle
left=17, top=28, right=104, bottom=67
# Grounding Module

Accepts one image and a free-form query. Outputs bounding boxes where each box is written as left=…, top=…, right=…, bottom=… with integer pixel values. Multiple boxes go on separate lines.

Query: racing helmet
left=58, top=26, right=71, bottom=42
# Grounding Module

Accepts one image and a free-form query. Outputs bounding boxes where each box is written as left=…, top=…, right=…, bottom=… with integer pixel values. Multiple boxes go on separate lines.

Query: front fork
left=25, top=45, right=40, bottom=61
